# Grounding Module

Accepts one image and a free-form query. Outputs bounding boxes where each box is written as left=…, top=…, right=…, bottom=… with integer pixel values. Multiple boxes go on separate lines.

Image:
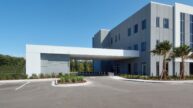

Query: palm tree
left=151, top=41, right=172, bottom=80
left=173, top=45, right=193, bottom=79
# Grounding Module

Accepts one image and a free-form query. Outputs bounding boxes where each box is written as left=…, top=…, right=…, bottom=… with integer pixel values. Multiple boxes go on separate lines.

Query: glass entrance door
left=142, top=63, right=147, bottom=75
left=128, top=64, right=131, bottom=74
left=112, top=64, right=120, bottom=75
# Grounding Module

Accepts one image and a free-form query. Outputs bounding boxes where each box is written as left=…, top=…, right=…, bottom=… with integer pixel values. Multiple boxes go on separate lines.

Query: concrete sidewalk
left=0, top=78, right=59, bottom=84
left=111, top=76, right=193, bottom=84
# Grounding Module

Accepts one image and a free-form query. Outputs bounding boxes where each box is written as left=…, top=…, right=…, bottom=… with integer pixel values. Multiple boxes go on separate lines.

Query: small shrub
left=77, top=76, right=83, bottom=82
left=58, top=73, right=63, bottom=77
left=39, top=73, right=45, bottom=79
left=0, top=73, right=28, bottom=80
left=44, top=74, right=51, bottom=78
left=30, top=74, right=38, bottom=79
left=120, top=74, right=193, bottom=80
left=58, top=74, right=84, bottom=84
left=51, top=73, right=56, bottom=78
left=71, top=77, right=77, bottom=83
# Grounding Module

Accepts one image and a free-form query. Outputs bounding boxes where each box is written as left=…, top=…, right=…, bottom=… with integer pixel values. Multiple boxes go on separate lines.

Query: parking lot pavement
left=0, top=82, right=26, bottom=91
left=1, top=76, right=193, bottom=108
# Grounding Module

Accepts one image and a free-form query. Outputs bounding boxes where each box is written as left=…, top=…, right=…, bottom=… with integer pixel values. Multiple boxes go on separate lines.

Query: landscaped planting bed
left=120, top=74, right=193, bottom=80
left=58, top=74, right=85, bottom=84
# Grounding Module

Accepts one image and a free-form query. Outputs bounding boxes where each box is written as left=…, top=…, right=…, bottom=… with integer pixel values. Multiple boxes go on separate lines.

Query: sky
left=0, top=0, right=193, bottom=57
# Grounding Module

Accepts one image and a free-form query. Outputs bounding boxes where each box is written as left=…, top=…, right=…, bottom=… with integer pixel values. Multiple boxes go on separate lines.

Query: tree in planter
left=151, top=41, right=172, bottom=80
left=173, top=45, right=193, bottom=79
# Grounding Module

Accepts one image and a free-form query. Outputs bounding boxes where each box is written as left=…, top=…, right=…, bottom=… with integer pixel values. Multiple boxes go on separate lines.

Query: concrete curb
left=51, top=80, right=92, bottom=87
left=110, top=76, right=193, bottom=84
left=0, top=78, right=59, bottom=84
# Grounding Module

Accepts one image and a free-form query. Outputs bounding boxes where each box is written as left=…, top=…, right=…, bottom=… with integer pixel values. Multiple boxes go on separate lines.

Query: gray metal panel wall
left=41, top=54, right=70, bottom=75
left=100, top=4, right=151, bottom=75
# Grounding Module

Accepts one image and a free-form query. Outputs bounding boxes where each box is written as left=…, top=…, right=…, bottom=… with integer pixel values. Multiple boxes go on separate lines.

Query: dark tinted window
left=134, top=44, right=138, bottom=50
left=128, top=28, right=131, bottom=36
left=142, top=19, right=146, bottom=30
left=181, top=13, right=185, bottom=45
left=134, top=24, right=138, bottom=33
left=156, top=17, right=160, bottom=27
left=190, top=15, right=193, bottom=50
left=141, top=42, right=146, bottom=52
left=163, top=18, right=169, bottom=28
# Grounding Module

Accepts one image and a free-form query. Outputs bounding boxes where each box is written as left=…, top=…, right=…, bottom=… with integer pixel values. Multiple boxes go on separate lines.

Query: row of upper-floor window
left=127, top=42, right=146, bottom=52
left=181, top=13, right=193, bottom=22
left=128, top=19, right=147, bottom=36
left=156, top=17, right=169, bottom=28
left=110, top=19, right=146, bottom=44
left=110, top=17, right=169, bottom=45
left=128, top=17, right=169, bottom=37
left=110, top=34, right=121, bottom=44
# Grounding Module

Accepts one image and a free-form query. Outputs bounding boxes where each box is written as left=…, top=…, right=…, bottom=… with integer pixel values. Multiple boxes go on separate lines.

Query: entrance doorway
left=128, top=64, right=131, bottom=74
left=190, top=63, right=193, bottom=75
left=142, top=63, right=147, bottom=75
left=112, top=64, right=120, bottom=75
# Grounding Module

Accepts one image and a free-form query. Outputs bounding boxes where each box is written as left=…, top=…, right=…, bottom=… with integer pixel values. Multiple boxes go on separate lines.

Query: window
left=134, top=44, right=138, bottom=50
left=141, top=42, right=146, bottom=52
left=128, top=28, right=131, bottom=36
left=181, top=13, right=185, bottom=21
left=181, top=13, right=185, bottom=45
left=156, top=17, right=160, bottom=27
left=190, top=15, right=193, bottom=50
left=156, top=40, right=160, bottom=46
left=134, top=24, right=138, bottom=33
left=163, top=18, right=169, bottom=28
left=142, top=19, right=147, bottom=30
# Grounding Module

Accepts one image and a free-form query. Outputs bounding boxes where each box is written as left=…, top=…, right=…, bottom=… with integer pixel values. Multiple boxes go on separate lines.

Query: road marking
left=15, top=82, right=30, bottom=91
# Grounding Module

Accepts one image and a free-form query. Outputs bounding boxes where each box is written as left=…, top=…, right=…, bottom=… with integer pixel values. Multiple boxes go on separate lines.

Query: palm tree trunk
left=161, top=55, right=167, bottom=80
left=180, top=57, right=185, bottom=80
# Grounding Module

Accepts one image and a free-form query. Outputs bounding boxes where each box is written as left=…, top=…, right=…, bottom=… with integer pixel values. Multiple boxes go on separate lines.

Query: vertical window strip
left=180, top=13, right=185, bottom=45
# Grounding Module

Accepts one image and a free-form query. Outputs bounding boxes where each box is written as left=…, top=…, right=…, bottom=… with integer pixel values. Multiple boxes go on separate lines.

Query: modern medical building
left=26, top=2, right=193, bottom=76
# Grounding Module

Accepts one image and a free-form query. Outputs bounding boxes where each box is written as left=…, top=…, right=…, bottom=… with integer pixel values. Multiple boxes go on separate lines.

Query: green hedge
left=120, top=74, right=193, bottom=80
left=0, top=54, right=26, bottom=80
left=59, top=74, right=84, bottom=84
left=0, top=73, right=27, bottom=80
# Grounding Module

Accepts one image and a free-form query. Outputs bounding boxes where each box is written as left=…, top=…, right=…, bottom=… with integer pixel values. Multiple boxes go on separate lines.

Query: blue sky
left=0, top=0, right=192, bottom=57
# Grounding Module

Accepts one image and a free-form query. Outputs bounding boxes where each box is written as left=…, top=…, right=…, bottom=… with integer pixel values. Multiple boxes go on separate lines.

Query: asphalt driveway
left=0, top=76, right=193, bottom=108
